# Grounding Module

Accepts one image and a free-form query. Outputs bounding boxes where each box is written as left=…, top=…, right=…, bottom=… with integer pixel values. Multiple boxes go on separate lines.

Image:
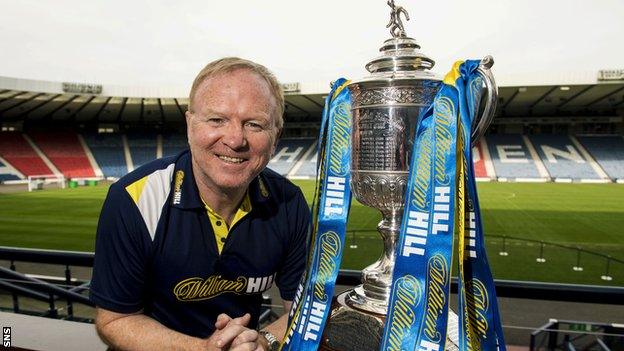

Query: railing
left=2, top=245, right=623, bottom=321
left=344, top=230, right=623, bottom=284
left=336, top=270, right=624, bottom=305
left=0, top=246, right=94, bottom=321
left=491, top=234, right=623, bottom=282
left=530, top=319, right=624, bottom=350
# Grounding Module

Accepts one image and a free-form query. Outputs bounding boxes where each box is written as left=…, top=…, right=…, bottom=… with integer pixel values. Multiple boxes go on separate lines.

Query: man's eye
left=206, top=117, right=224, bottom=125
left=245, top=122, right=264, bottom=130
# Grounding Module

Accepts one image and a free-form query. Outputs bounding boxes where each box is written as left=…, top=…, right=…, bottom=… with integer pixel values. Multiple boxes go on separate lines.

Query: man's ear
left=270, top=129, right=282, bottom=158
left=275, top=128, right=283, bottom=144
left=185, top=110, right=193, bottom=144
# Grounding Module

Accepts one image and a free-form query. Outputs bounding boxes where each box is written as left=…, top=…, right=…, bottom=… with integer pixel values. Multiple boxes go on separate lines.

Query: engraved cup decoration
left=319, top=1, right=498, bottom=350
left=347, top=37, right=442, bottom=314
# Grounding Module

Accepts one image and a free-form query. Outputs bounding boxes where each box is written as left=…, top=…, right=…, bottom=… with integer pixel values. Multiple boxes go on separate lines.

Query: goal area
left=27, top=174, right=66, bottom=192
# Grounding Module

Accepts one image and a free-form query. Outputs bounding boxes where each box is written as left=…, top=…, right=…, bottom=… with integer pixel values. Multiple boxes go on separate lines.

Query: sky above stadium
left=1, top=0, right=623, bottom=93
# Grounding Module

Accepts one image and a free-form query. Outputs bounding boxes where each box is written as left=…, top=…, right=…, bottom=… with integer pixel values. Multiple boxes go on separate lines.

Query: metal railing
left=0, top=246, right=94, bottom=321
left=492, top=234, right=623, bottom=282
left=345, top=230, right=623, bottom=284
left=530, top=319, right=624, bottom=350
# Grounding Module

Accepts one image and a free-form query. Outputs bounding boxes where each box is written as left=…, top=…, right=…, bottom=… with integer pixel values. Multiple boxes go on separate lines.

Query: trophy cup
left=318, top=1, right=498, bottom=350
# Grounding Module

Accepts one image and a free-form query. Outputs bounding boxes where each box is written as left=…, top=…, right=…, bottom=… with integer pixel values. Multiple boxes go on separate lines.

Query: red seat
left=473, top=141, right=488, bottom=178
left=0, top=132, right=53, bottom=176
left=29, top=132, right=96, bottom=178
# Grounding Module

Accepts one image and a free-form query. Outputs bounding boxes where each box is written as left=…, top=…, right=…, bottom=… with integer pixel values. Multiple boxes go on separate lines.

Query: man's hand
left=206, top=313, right=263, bottom=351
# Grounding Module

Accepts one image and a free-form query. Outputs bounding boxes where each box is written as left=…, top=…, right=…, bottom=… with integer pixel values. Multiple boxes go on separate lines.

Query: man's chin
left=214, top=178, right=252, bottom=192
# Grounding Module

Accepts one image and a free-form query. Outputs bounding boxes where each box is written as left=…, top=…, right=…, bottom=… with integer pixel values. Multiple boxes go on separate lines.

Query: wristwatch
left=259, top=330, right=279, bottom=351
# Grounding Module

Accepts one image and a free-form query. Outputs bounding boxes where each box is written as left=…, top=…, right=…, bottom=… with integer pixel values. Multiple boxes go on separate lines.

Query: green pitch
left=0, top=181, right=622, bottom=285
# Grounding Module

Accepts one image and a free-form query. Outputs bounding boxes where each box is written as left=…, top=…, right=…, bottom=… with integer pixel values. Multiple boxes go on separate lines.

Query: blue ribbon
left=381, top=66, right=459, bottom=351
left=458, top=61, right=507, bottom=351
left=281, top=78, right=353, bottom=351
left=381, top=60, right=506, bottom=351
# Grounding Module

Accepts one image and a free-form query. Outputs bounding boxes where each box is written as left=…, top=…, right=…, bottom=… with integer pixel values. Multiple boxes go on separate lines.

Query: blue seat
left=127, top=133, right=157, bottom=169
left=162, top=133, right=187, bottom=158
left=577, top=135, right=624, bottom=180
left=268, top=138, right=314, bottom=176
left=529, top=135, right=600, bottom=179
left=83, top=133, right=128, bottom=178
left=486, top=134, right=541, bottom=179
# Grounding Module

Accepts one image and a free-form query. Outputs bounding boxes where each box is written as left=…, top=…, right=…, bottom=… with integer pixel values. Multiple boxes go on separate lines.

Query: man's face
left=186, top=68, right=279, bottom=194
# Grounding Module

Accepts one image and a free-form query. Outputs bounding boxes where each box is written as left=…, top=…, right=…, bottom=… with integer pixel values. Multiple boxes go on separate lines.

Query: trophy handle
left=471, top=55, right=498, bottom=147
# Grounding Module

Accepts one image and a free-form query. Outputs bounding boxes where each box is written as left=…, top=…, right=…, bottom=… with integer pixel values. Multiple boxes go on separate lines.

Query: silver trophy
left=319, top=1, right=497, bottom=350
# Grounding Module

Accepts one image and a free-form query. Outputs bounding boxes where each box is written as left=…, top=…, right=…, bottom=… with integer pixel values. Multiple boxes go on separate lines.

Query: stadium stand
left=0, top=132, right=53, bottom=177
left=4, top=130, right=624, bottom=183
left=289, top=143, right=318, bottom=178
left=162, top=133, right=188, bottom=158
left=472, top=141, right=489, bottom=178
left=577, top=135, right=624, bottom=181
left=528, top=134, right=601, bottom=180
left=486, top=134, right=543, bottom=180
left=29, top=131, right=95, bottom=178
left=0, top=159, right=21, bottom=181
left=83, top=133, right=128, bottom=178
left=268, top=138, right=315, bottom=175
left=126, top=132, right=157, bottom=170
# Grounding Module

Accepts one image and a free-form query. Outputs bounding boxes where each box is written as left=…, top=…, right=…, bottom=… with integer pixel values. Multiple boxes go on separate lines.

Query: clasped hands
left=203, top=313, right=267, bottom=351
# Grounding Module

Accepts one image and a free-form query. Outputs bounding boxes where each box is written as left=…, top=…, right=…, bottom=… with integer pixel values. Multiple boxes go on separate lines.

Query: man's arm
left=257, top=301, right=293, bottom=350
left=96, top=307, right=261, bottom=351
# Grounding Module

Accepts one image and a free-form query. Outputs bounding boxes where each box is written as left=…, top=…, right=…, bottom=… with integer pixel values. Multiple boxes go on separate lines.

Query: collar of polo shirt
left=202, top=192, right=252, bottom=253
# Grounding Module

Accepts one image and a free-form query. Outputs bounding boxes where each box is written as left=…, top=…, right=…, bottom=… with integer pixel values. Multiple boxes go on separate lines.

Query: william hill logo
left=173, top=170, right=184, bottom=205
left=173, top=274, right=274, bottom=301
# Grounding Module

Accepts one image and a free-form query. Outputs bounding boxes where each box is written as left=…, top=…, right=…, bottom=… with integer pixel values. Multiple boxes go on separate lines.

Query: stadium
left=1, top=1, right=623, bottom=350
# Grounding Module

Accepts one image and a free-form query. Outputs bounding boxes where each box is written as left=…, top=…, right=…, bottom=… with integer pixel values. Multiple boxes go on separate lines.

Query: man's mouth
left=218, top=155, right=245, bottom=164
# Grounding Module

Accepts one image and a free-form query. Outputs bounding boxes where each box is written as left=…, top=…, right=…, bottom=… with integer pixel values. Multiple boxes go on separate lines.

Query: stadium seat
left=83, top=133, right=128, bottom=178
left=268, top=138, right=315, bottom=176
left=472, top=140, right=489, bottom=178
left=0, top=159, right=21, bottom=181
left=127, top=132, right=157, bottom=170
left=577, top=135, right=624, bottom=180
left=529, top=134, right=601, bottom=180
left=162, top=133, right=188, bottom=158
left=0, top=132, right=53, bottom=177
left=486, top=134, right=542, bottom=179
left=29, top=131, right=96, bottom=178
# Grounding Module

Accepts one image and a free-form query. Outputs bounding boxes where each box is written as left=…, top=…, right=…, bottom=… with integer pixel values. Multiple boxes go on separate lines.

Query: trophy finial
left=386, top=0, right=410, bottom=38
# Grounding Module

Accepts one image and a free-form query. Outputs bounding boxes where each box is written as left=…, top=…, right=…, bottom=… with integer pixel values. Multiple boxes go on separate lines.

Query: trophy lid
left=352, top=0, right=440, bottom=84
left=365, top=37, right=435, bottom=74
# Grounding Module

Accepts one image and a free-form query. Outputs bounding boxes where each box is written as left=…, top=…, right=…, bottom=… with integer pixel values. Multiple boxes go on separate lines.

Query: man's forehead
left=193, top=70, right=276, bottom=113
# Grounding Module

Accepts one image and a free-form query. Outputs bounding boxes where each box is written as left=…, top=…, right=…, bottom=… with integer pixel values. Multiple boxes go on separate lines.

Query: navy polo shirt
left=90, top=150, right=310, bottom=338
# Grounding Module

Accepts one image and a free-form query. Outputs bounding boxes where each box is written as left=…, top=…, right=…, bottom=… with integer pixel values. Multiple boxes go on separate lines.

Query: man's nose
left=222, top=123, right=248, bottom=149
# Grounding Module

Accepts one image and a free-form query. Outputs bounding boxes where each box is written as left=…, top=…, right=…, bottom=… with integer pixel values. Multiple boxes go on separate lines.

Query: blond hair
left=188, top=57, right=284, bottom=130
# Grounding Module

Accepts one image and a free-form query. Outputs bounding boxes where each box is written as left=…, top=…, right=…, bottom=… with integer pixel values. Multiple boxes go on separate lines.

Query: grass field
left=0, top=181, right=622, bottom=286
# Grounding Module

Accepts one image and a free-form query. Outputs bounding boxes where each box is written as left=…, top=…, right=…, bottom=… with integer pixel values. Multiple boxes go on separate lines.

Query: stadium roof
left=0, top=79, right=623, bottom=124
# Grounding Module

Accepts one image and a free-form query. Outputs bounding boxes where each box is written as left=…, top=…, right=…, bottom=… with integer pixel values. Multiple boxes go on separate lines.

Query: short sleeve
left=89, top=184, right=153, bottom=313
left=275, top=187, right=310, bottom=301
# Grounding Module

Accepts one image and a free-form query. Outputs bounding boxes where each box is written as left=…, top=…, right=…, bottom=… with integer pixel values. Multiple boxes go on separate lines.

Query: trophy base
left=319, top=290, right=459, bottom=351
left=319, top=291, right=384, bottom=351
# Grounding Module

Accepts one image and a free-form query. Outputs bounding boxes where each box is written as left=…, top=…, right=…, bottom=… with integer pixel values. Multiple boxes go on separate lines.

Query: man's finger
left=215, top=324, right=247, bottom=348
left=227, top=313, right=251, bottom=327
left=230, top=329, right=258, bottom=347
left=214, top=313, right=232, bottom=330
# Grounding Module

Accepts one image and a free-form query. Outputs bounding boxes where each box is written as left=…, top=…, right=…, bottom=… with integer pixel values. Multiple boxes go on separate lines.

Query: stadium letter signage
left=62, top=82, right=103, bottom=94
left=598, top=69, right=624, bottom=81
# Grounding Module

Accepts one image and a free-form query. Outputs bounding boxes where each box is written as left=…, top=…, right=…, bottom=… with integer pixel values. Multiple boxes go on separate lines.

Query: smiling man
left=90, top=57, right=310, bottom=351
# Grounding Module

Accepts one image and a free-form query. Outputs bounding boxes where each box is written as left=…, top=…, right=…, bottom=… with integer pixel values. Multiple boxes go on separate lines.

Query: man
left=90, top=57, right=309, bottom=351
